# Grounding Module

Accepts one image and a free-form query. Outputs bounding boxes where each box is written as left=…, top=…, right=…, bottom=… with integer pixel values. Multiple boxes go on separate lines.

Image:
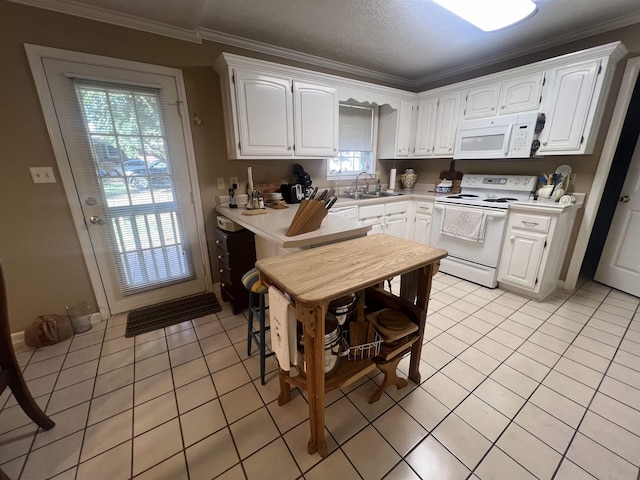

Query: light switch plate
left=216, top=177, right=226, bottom=190
left=30, top=167, right=56, bottom=184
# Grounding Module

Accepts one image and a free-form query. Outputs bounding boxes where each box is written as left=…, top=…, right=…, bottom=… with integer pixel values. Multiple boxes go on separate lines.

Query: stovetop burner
left=483, top=197, right=518, bottom=203
left=435, top=174, right=537, bottom=210
left=444, top=194, right=479, bottom=199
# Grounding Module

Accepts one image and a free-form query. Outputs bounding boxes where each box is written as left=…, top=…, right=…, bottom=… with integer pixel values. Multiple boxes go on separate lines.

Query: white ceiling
left=14, top=0, right=640, bottom=88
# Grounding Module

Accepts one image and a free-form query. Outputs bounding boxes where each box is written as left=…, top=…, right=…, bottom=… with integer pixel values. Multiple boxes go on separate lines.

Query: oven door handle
left=434, top=204, right=508, bottom=218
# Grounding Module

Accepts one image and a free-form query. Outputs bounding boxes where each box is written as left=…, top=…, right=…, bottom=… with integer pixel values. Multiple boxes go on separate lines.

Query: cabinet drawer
left=415, top=201, right=434, bottom=215
left=385, top=201, right=410, bottom=215
left=214, top=229, right=230, bottom=252
left=216, top=248, right=231, bottom=268
left=358, top=203, right=385, bottom=220
left=511, top=213, right=551, bottom=233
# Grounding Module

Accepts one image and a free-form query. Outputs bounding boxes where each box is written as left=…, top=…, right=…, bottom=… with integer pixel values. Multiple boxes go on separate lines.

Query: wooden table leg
left=299, top=303, right=328, bottom=457
left=408, top=265, right=434, bottom=385
left=369, top=355, right=408, bottom=404
left=278, top=368, right=292, bottom=406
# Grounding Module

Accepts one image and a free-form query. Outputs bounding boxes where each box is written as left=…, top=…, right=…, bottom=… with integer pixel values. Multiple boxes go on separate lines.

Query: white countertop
left=216, top=203, right=371, bottom=249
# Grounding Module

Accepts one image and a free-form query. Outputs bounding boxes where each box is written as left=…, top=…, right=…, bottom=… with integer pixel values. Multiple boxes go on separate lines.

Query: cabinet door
left=235, top=70, right=294, bottom=156
left=385, top=214, right=408, bottom=238
left=538, top=59, right=600, bottom=154
left=433, top=91, right=461, bottom=157
left=498, top=73, right=543, bottom=115
left=414, top=97, right=437, bottom=156
left=397, top=101, right=416, bottom=156
left=413, top=213, right=432, bottom=245
left=464, top=83, right=500, bottom=119
left=498, top=230, right=546, bottom=290
left=293, top=82, right=339, bottom=156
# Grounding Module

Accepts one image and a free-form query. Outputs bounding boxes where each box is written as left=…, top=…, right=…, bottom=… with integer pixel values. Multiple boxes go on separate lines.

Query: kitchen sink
left=339, top=191, right=402, bottom=200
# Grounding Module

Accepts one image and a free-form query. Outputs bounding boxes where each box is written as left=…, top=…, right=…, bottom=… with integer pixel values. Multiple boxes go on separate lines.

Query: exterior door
left=595, top=133, right=640, bottom=296
left=29, top=50, right=209, bottom=315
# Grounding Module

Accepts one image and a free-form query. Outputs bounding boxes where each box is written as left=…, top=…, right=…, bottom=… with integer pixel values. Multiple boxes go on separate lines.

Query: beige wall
left=1, top=1, right=639, bottom=332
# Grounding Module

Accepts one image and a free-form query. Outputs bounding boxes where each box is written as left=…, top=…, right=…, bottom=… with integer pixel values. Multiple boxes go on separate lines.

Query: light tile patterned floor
left=1, top=274, right=639, bottom=479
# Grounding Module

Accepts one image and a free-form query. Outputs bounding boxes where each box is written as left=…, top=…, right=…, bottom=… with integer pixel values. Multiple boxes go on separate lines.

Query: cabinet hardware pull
left=522, top=221, right=539, bottom=226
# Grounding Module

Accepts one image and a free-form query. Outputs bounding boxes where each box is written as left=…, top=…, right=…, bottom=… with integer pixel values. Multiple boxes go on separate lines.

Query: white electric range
left=430, top=174, right=537, bottom=287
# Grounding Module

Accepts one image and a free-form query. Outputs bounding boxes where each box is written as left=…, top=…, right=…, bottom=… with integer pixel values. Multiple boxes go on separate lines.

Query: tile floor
left=1, top=274, right=640, bottom=480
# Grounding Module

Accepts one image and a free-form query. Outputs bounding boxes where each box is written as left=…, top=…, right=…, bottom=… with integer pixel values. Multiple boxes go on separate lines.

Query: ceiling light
left=433, top=0, right=537, bottom=32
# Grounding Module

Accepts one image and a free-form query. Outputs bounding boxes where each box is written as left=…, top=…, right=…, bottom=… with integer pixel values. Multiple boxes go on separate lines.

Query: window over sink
left=327, top=103, right=377, bottom=180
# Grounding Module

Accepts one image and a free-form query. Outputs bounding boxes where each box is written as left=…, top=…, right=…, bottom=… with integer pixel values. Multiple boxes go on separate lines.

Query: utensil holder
left=286, top=199, right=328, bottom=236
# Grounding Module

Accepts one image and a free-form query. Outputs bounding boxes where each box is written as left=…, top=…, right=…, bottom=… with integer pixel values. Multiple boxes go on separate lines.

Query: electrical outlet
left=30, top=167, right=56, bottom=184
left=229, top=177, right=238, bottom=189
left=569, top=173, right=577, bottom=185
left=216, top=177, right=226, bottom=190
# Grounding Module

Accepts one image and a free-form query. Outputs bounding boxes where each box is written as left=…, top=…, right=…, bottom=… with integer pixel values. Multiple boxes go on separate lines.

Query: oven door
left=430, top=204, right=508, bottom=268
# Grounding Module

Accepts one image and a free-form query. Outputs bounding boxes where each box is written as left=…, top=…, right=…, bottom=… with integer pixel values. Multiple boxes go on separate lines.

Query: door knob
left=89, top=216, right=104, bottom=225
left=619, top=195, right=630, bottom=203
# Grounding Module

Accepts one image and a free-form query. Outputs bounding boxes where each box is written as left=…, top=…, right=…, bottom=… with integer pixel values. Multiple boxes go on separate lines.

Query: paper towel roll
left=247, top=166, right=254, bottom=195
left=389, top=169, right=397, bottom=192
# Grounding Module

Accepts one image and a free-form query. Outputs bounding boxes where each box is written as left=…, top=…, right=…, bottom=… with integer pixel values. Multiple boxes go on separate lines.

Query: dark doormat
left=125, top=292, right=222, bottom=338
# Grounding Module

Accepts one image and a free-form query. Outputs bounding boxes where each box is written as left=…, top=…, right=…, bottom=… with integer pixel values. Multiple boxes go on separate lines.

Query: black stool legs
left=247, top=290, right=275, bottom=385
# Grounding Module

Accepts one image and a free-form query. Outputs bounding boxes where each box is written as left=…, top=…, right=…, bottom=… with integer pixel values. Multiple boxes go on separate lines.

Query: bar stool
left=241, top=268, right=274, bottom=384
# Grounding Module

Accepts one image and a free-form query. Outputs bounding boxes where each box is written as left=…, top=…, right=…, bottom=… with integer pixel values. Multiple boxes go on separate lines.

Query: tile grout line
left=549, top=292, right=640, bottom=479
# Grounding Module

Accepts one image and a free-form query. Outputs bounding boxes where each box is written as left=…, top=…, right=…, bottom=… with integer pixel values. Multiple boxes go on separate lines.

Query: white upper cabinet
left=463, top=73, right=543, bottom=119
left=413, top=90, right=461, bottom=158
left=463, top=83, right=500, bottom=119
left=234, top=70, right=294, bottom=156
left=414, top=97, right=437, bottom=156
left=292, top=81, right=339, bottom=156
left=215, top=55, right=339, bottom=159
left=537, top=60, right=601, bottom=154
left=433, top=91, right=462, bottom=156
left=377, top=101, right=417, bottom=158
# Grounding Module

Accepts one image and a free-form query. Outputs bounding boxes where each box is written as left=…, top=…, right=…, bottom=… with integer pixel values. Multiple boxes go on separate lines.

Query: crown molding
left=8, top=0, right=202, bottom=44
left=198, top=28, right=414, bottom=89
left=414, top=11, right=640, bottom=86
left=9, top=0, right=640, bottom=89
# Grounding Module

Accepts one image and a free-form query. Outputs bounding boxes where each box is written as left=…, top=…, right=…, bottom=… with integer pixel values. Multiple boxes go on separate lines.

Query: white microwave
left=453, top=112, right=544, bottom=159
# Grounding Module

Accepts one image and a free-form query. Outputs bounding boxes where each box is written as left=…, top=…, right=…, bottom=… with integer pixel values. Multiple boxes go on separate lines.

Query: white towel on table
left=440, top=206, right=487, bottom=242
left=268, top=286, right=298, bottom=370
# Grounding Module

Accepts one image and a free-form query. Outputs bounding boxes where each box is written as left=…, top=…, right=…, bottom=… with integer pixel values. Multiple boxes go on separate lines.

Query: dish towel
left=440, top=206, right=487, bottom=242
left=268, top=286, right=298, bottom=370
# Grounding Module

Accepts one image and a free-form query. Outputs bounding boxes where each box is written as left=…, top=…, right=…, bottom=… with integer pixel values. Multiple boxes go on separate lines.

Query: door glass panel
left=76, top=83, right=191, bottom=294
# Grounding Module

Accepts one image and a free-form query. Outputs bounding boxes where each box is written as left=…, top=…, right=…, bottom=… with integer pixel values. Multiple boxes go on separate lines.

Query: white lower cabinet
left=412, top=201, right=433, bottom=245
left=358, top=201, right=411, bottom=238
left=358, top=203, right=385, bottom=235
left=497, top=206, right=578, bottom=300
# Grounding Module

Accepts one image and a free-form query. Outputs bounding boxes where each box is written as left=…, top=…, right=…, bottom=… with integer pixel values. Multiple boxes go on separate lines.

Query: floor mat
left=125, top=292, right=222, bottom=337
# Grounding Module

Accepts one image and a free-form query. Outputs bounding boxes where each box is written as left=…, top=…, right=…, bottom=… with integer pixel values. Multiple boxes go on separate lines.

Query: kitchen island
left=256, top=234, right=447, bottom=457
left=216, top=202, right=371, bottom=254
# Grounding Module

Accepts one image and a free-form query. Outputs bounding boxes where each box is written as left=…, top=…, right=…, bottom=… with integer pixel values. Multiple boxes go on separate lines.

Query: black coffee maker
left=281, top=164, right=312, bottom=203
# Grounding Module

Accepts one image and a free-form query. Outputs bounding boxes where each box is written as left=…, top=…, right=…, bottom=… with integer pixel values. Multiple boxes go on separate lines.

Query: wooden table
left=256, top=235, right=447, bottom=457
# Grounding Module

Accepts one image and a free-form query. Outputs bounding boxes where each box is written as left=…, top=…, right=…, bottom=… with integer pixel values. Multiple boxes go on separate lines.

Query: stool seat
left=242, top=268, right=274, bottom=384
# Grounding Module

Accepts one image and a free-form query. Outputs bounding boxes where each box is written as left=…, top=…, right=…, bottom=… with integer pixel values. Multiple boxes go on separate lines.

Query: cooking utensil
left=325, top=197, right=337, bottom=210
left=309, top=186, right=318, bottom=199
left=325, top=188, right=335, bottom=201
left=555, top=164, right=572, bottom=190
left=316, top=189, right=328, bottom=201
left=439, top=160, right=463, bottom=181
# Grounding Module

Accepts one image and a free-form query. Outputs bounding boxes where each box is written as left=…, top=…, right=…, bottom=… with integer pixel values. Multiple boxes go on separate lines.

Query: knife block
left=286, top=199, right=328, bottom=236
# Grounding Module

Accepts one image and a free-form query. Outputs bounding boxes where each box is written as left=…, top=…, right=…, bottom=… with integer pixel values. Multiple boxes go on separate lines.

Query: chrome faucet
left=354, top=171, right=376, bottom=198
